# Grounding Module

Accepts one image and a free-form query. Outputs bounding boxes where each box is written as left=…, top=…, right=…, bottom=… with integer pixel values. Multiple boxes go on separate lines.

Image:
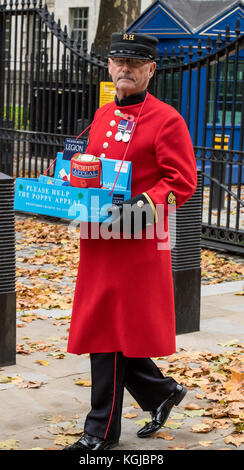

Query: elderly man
left=65, top=32, right=197, bottom=451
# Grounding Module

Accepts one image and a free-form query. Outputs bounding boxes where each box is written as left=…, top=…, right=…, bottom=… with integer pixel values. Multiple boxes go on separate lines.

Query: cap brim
left=108, top=51, right=156, bottom=60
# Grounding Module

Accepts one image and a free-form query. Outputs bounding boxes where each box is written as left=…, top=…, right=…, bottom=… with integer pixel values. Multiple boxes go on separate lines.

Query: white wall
left=141, top=0, right=153, bottom=13
left=54, top=0, right=101, bottom=50
left=54, top=0, right=154, bottom=50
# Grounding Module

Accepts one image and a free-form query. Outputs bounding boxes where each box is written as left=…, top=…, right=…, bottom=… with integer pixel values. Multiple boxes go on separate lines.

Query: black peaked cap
left=108, top=32, right=158, bottom=60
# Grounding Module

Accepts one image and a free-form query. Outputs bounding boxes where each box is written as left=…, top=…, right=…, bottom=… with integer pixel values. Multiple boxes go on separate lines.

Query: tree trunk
left=94, top=0, right=141, bottom=53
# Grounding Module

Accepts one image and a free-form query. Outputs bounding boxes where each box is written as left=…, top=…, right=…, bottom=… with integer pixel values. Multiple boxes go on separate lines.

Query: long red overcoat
left=67, top=92, right=197, bottom=358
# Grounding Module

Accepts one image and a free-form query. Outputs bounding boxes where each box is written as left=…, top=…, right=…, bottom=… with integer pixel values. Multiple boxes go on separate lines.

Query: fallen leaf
left=217, top=339, right=240, bottom=347
left=16, top=344, right=31, bottom=354
left=0, top=374, right=11, bottom=384
left=131, top=402, right=140, bottom=409
left=49, top=423, right=83, bottom=436
left=198, top=440, right=213, bottom=447
left=155, top=431, right=175, bottom=441
left=18, top=381, right=44, bottom=389
left=0, top=439, right=20, bottom=450
left=123, top=413, right=137, bottom=419
left=170, top=412, right=186, bottom=420
left=75, top=380, right=92, bottom=387
left=54, top=435, right=78, bottom=447
left=134, top=418, right=151, bottom=426
left=225, top=433, right=244, bottom=447
left=184, top=409, right=206, bottom=418
left=48, top=352, right=66, bottom=359
left=195, top=393, right=206, bottom=400
left=168, top=444, right=188, bottom=450
left=235, top=423, right=244, bottom=433
left=185, top=403, right=201, bottom=410
left=35, top=360, right=49, bottom=366
left=223, top=366, right=244, bottom=392
left=191, top=422, right=213, bottom=433
left=164, top=419, right=184, bottom=429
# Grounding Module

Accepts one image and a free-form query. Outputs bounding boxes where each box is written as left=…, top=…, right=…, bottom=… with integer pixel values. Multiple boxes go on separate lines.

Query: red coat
left=67, top=93, right=197, bottom=358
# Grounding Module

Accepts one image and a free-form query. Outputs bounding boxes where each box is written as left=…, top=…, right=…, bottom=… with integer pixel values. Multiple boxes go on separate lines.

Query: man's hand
left=104, top=193, right=157, bottom=235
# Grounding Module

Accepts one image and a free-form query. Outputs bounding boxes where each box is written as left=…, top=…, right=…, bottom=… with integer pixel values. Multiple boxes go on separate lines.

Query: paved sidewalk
left=0, top=280, right=243, bottom=451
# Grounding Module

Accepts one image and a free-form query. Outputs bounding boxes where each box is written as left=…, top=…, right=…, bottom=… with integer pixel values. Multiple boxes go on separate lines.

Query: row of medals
left=112, top=109, right=135, bottom=143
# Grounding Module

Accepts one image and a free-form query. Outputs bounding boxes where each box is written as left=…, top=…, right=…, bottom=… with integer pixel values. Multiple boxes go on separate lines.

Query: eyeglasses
left=111, top=58, right=150, bottom=68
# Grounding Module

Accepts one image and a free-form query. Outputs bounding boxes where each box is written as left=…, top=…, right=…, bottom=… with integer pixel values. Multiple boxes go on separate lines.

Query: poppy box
left=14, top=152, right=132, bottom=222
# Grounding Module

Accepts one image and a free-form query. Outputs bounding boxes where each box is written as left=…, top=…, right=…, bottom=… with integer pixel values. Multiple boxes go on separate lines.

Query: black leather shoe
left=137, top=384, right=187, bottom=438
left=63, top=432, right=119, bottom=450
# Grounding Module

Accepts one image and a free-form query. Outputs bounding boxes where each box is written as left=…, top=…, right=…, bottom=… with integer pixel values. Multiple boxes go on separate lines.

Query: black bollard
left=0, top=172, right=16, bottom=366
left=170, top=171, right=202, bottom=335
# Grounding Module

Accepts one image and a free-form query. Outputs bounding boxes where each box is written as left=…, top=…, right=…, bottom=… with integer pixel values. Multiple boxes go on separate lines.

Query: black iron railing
left=0, top=1, right=243, bottom=252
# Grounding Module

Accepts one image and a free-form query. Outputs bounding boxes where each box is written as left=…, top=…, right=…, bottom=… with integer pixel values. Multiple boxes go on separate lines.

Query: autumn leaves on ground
left=0, top=216, right=243, bottom=450
left=15, top=216, right=244, bottom=312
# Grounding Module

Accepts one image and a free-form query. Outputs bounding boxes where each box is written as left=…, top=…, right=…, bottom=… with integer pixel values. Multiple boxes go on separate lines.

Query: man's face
left=108, top=57, right=156, bottom=99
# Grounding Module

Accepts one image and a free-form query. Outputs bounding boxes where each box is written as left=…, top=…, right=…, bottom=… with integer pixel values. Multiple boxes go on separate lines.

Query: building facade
left=52, top=0, right=153, bottom=51
left=127, top=0, right=244, bottom=153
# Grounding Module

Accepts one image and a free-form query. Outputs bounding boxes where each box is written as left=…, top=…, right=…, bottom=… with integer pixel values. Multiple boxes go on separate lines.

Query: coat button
left=110, top=120, right=116, bottom=127
left=103, top=142, right=109, bottom=149
left=106, top=131, right=112, bottom=137
left=137, top=200, right=145, bottom=208
left=100, top=153, right=106, bottom=158
left=114, top=109, right=121, bottom=116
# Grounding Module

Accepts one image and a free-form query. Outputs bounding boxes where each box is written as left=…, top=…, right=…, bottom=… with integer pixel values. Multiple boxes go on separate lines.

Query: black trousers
left=84, top=352, right=178, bottom=441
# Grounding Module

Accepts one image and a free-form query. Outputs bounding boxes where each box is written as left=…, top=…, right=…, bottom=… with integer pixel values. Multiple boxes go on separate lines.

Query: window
left=70, top=8, right=89, bottom=43
left=208, top=60, right=244, bottom=125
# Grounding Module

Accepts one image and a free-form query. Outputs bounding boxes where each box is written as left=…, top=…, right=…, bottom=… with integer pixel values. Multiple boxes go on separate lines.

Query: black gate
left=0, top=0, right=109, bottom=178
left=151, top=25, right=244, bottom=254
left=0, top=1, right=243, bottom=253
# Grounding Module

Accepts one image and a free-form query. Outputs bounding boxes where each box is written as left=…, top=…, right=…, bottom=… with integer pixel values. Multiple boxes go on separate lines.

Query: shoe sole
left=103, top=441, right=119, bottom=450
left=137, top=386, right=187, bottom=438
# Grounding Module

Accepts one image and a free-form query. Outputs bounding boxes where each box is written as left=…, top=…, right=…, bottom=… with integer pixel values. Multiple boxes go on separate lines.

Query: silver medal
left=115, top=132, right=123, bottom=142
left=122, top=133, right=130, bottom=143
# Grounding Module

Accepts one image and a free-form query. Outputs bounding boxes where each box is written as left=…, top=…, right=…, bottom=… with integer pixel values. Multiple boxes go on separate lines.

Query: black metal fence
left=150, top=25, right=244, bottom=253
left=0, top=1, right=109, bottom=177
left=0, top=1, right=243, bottom=253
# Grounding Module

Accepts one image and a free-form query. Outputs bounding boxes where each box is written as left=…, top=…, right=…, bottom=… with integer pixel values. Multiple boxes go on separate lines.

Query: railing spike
left=90, top=42, right=96, bottom=57
left=162, top=48, right=168, bottom=67
left=225, top=24, right=230, bottom=44
left=97, top=44, right=102, bottom=60
left=77, top=34, right=81, bottom=50
left=197, top=39, right=202, bottom=58
left=103, top=46, right=109, bottom=61
left=188, top=43, right=193, bottom=63
left=206, top=36, right=212, bottom=55
left=216, top=31, right=222, bottom=49
left=57, top=18, right=61, bottom=33
left=179, top=45, right=184, bottom=63
left=235, top=18, right=240, bottom=37
left=83, top=39, right=88, bottom=54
